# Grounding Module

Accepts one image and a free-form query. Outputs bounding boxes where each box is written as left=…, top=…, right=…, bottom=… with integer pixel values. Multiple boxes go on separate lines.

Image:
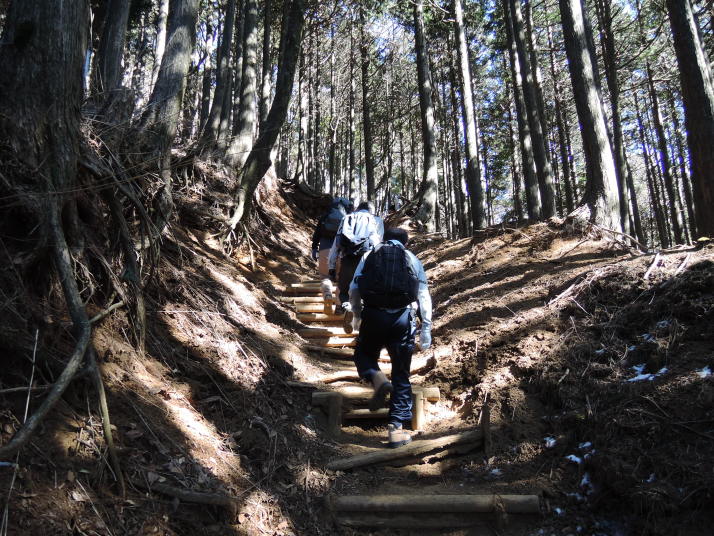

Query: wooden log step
left=303, top=345, right=389, bottom=361
left=312, top=385, right=440, bottom=405
left=343, top=408, right=390, bottom=419
left=298, top=327, right=356, bottom=339
left=332, top=494, right=541, bottom=514
left=311, top=355, right=434, bottom=384
left=296, top=303, right=330, bottom=313
left=310, top=338, right=356, bottom=348
left=279, top=296, right=325, bottom=304
left=297, top=313, right=346, bottom=323
left=326, top=429, right=483, bottom=471
left=282, top=288, right=322, bottom=296
left=334, top=513, right=489, bottom=529
left=289, top=282, right=323, bottom=289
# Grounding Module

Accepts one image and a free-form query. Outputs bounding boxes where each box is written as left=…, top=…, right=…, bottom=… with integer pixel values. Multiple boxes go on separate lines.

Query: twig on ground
left=90, top=300, right=126, bottom=324
left=644, top=252, right=662, bottom=280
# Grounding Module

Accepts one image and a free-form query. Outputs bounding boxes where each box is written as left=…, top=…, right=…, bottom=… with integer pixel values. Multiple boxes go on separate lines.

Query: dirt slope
left=1, top=179, right=712, bottom=536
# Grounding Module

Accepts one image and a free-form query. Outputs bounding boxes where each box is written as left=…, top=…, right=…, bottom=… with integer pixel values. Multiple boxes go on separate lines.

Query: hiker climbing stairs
left=282, top=278, right=544, bottom=531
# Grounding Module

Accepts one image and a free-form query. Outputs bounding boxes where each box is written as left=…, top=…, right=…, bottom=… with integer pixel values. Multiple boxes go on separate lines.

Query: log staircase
left=283, top=278, right=542, bottom=532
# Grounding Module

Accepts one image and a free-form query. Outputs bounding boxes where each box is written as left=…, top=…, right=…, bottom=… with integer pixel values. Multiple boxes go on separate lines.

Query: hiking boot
left=342, top=302, right=354, bottom=334
left=388, top=423, right=412, bottom=448
left=369, top=371, right=393, bottom=411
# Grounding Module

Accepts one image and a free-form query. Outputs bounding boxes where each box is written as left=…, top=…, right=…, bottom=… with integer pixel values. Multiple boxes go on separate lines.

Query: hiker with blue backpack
left=348, top=227, right=432, bottom=448
left=327, top=201, right=384, bottom=316
left=311, top=197, right=352, bottom=278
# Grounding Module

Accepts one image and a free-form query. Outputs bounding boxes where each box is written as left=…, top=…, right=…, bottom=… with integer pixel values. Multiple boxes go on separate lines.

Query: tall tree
left=666, top=0, right=714, bottom=237
left=227, top=0, right=259, bottom=168
left=559, top=0, right=621, bottom=231
left=504, top=0, right=541, bottom=220
left=92, top=0, right=131, bottom=102
left=412, top=0, right=438, bottom=230
left=453, top=0, right=485, bottom=231
left=509, top=0, right=555, bottom=218
left=360, top=6, right=376, bottom=201
left=227, top=0, right=305, bottom=227
left=140, top=0, right=200, bottom=232
left=201, top=0, right=237, bottom=152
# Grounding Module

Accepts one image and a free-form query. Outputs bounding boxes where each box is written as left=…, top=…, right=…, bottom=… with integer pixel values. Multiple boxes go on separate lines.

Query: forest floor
left=1, top=170, right=713, bottom=536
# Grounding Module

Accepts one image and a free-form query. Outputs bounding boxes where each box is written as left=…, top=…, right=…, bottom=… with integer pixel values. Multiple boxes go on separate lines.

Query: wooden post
left=332, top=494, right=541, bottom=514
left=326, top=392, right=343, bottom=438
left=411, top=390, right=425, bottom=431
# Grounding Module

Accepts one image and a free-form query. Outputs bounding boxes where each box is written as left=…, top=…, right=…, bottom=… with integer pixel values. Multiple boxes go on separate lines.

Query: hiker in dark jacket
left=328, top=201, right=383, bottom=314
left=311, top=197, right=352, bottom=278
left=348, top=227, right=432, bottom=448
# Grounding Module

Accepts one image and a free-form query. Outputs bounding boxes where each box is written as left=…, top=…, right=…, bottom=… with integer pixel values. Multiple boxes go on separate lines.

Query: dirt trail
left=1, top=182, right=712, bottom=535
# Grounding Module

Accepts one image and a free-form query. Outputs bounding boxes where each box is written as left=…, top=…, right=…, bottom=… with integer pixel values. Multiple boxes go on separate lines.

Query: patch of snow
left=554, top=507, right=565, bottom=515
left=627, top=345, right=637, bottom=351
left=544, top=436, right=557, bottom=448
left=656, top=320, right=671, bottom=329
left=489, top=468, right=502, bottom=476
left=645, top=473, right=656, bottom=483
left=642, top=333, right=656, bottom=342
left=626, top=365, right=668, bottom=382
left=698, top=366, right=712, bottom=378
left=566, top=492, right=586, bottom=502
left=578, top=441, right=592, bottom=450
left=594, top=348, right=605, bottom=355
left=566, top=454, right=582, bottom=464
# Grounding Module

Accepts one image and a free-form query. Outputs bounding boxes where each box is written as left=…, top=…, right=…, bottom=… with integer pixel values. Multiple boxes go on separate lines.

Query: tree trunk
left=546, top=21, right=574, bottom=214
left=453, top=0, right=485, bottom=231
left=559, top=0, right=621, bottom=231
left=509, top=0, right=555, bottom=218
left=231, top=0, right=246, bottom=137
left=666, top=0, right=714, bottom=238
left=504, top=0, right=541, bottom=220
left=360, top=6, right=376, bottom=201
left=228, top=0, right=305, bottom=227
left=227, top=0, right=259, bottom=168
left=412, top=0, right=439, bottom=231
left=259, top=0, right=273, bottom=127
left=668, top=87, right=698, bottom=239
left=140, top=0, right=199, bottom=231
left=92, top=0, right=130, bottom=100
left=152, top=0, right=170, bottom=87
left=0, top=0, right=94, bottom=455
left=594, top=0, right=636, bottom=240
left=647, top=67, right=685, bottom=244
left=201, top=0, right=237, bottom=152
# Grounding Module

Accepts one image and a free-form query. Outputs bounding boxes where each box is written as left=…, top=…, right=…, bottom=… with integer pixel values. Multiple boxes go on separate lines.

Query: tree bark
left=453, top=0, right=485, bottom=231
left=509, top=0, right=555, bottom=218
left=667, top=87, right=697, bottom=239
left=360, top=6, right=376, bottom=201
left=227, top=0, right=305, bottom=227
left=594, top=0, right=636, bottom=240
left=139, top=0, right=199, bottom=232
left=152, top=0, right=170, bottom=87
left=504, top=0, right=541, bottom=220
left=227, top=0, right=259, bottom=168
left=201, top=0, right=237, bottom=152
left=559, top=0, right=621, bottom=231
left=666, top=0, right=714, bottom=238
left=412, top=0, right=439, bottom=231
left=92, top=0, right=131, bottom=100
left=259, top=0, right=273, bottom=127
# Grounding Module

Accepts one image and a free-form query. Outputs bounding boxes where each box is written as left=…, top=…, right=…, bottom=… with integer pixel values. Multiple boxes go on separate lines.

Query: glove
left=311, top=248, right=318, bottom=261
left=419, top=329, right=432, bottom=351
left=329, top=269, right=336, bottom=283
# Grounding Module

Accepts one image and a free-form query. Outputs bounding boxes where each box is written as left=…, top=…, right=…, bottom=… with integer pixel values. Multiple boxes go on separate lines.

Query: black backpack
left=338, top=211, right=375, bottom=257
left=322, top=201, right=347, bottom=238
left=357, top=241, right=419, bottom=308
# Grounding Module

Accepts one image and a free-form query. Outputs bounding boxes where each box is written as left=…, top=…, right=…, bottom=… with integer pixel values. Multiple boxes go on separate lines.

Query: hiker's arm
left=370, top=216, right=384, bottom=245
left=410, top=253, right=432, bottom=348
left=327, top=238, right=339, bottom=271
left=348, top=254, right=368, bottom=329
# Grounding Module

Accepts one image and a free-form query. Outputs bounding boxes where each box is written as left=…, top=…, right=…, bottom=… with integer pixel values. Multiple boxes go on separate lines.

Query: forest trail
left=281, top=276, right=542, bottom=533
left=2, top=181, right=712, bottom=536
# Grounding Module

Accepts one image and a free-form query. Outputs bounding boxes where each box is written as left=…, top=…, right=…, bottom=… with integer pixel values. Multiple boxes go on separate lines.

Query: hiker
left=348, top=227, right=432, bottom=448
left=311, top=197, right=352, bottom=278
left=327, top=201, right=383, bottom=314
